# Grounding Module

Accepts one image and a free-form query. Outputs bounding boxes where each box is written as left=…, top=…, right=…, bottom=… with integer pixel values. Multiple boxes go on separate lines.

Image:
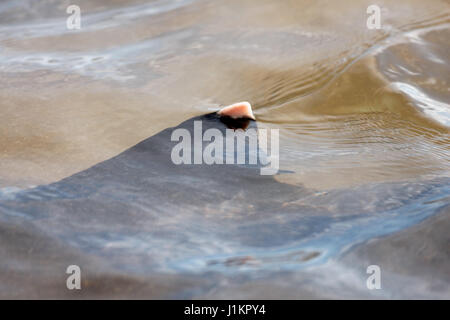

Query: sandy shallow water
left=0, top=0, right=449, bottom=298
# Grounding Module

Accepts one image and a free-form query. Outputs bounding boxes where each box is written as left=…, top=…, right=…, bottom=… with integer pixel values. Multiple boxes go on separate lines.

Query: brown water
left=0, top=0, right=449, bottom=299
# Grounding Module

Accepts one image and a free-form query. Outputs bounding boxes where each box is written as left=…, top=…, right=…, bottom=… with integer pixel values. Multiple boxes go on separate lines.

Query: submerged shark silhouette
left=0, top=102, right=447, bottom=277
left=0, top=103, right=307, bottom=265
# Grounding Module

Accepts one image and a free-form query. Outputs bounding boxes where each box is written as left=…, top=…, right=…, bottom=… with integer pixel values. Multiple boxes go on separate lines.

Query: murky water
left=0, top=0, right=449, bottom=299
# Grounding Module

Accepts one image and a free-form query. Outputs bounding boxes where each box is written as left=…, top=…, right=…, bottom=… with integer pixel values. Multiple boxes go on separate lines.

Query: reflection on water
left=0, top=0, right=449, bottom=298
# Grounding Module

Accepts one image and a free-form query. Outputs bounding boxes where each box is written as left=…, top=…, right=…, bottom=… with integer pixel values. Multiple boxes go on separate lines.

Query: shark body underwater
left=0, top=102, right=449, bottom=298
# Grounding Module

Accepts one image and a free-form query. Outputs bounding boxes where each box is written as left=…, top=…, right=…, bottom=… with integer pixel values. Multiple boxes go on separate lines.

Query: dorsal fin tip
left=218, top=101, right=255, bottom=120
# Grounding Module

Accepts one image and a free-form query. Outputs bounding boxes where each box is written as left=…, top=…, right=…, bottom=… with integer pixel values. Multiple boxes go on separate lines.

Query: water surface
left=0, top=0, right=449, bottom=298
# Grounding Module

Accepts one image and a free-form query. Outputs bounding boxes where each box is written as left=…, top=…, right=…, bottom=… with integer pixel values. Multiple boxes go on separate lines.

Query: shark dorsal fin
left=218, top=101, right=255, bottom=120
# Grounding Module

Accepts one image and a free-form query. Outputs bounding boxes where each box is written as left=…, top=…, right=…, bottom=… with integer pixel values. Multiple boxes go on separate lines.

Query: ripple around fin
left=253, top=14, right=450, bottom=117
